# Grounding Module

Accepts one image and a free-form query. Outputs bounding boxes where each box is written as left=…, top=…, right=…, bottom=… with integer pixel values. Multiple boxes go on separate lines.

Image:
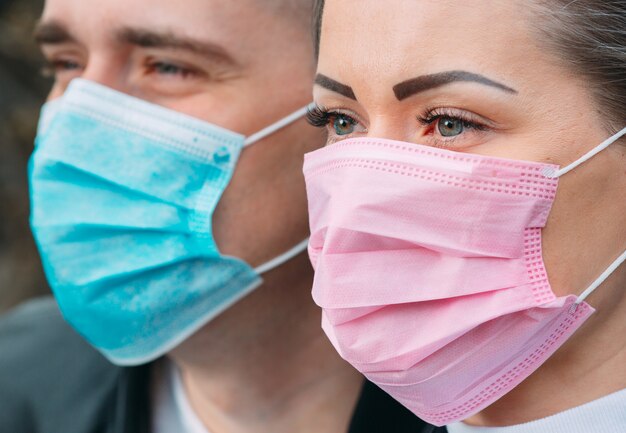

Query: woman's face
left=314, top=0, right=625, bottom=302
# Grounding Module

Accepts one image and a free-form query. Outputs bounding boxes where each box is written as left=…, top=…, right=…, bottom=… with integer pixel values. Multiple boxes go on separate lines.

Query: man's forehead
left=38, top=0, right=316, bottom=79
left=35, top=19, right=239, bottom=70
left=40, top=0, right=266, bottom=40
left=40, top=0, right=311, bottom=50
left=42, top=0, right=307, bottom=25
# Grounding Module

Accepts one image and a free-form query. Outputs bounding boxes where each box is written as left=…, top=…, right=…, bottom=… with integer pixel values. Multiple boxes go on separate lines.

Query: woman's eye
left=333, top=115, right=356, bottom=136
left=437, top=117, right=464, bottom=137
left=417, top=108, right=489, bottom=147
left=306, top=106, right=365, bottom=143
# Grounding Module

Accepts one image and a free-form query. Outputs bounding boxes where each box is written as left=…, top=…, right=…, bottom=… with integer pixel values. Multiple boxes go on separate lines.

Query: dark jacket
left=0, top=298, right=445, bottom=433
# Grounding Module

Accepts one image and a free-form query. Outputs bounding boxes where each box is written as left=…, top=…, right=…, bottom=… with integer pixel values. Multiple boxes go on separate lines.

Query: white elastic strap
left=544, top=126, right=626, bottom=179
left=244, top=103, right=316, bottom=147
left=254, top=238, right=309, bottom=275
left=574, top=249, right=626, bottom=306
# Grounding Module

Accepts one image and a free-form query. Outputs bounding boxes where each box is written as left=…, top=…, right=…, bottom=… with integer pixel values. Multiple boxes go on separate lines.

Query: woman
left=304, top=1, right=625, bottom=431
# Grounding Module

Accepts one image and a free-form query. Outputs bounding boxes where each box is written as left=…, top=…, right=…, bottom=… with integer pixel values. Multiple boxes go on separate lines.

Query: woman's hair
left=533, top=1, right=625, bottom=132
left=312, top=0, right=625, bottom=133
left=312, top=0, right=325, bottom=59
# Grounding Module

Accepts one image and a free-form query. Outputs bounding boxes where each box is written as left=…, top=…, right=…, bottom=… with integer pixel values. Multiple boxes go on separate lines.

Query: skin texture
left=315, top=0, right=626, bottom=427
left=37, top=0, right=363, bottom=432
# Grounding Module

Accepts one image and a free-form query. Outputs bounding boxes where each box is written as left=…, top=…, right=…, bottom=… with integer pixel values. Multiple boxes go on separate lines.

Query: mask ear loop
left=254, top=239, right=310, bottom=275
left=244, top=102, right=317, bottom=147
left=571, top=250, right=626, bottom=312
left=241, top=103, right=315, bottom=274
left=542, top=126, right=626, bottom=179
left=546, top=126, right=626, bottom=313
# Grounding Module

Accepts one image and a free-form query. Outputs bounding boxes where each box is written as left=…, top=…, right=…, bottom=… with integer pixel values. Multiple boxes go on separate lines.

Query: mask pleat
left=31, top=163, right=191, bottom=232
left=313, top=237, right=529, bottom=308
left=38, top=228, right=207, bottom=286
left=37, top=110, right=233, bottom=211
left=59, top=257, right=260, bottom=356
left=325, top=284, right=548, bottom=368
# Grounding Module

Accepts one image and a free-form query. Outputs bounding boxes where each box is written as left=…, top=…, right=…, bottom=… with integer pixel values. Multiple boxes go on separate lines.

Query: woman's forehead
left=318, top=0, right=538, bottom=87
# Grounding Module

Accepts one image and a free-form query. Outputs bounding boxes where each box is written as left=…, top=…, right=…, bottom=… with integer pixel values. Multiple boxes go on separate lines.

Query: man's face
left=36, top=0, right=323, bottom=265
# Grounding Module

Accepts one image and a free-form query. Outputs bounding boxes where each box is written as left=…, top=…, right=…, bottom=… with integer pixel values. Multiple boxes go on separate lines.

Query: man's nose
left=79, top=55, right=130, bottom=94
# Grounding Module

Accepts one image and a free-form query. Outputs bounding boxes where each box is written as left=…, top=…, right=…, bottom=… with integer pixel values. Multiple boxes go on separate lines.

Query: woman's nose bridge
left=366, top=113, right=413, bottom=142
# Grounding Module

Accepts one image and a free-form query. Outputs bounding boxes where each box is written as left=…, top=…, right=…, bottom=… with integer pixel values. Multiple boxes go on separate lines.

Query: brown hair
left=313, top=0, right=325, bottom=59
left=532, top=1, right=626, bottom=133
left=312, top=0, right=625, bottom=133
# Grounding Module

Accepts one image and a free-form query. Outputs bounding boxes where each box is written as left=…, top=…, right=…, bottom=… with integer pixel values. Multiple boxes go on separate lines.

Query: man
left=0, top=0, right=423, bottom=432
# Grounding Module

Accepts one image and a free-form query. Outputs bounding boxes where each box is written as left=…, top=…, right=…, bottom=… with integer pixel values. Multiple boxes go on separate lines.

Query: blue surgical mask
left=30, top=79, right=312, bottom=366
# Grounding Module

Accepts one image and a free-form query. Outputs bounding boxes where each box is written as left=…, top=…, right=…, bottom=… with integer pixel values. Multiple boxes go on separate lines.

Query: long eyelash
left=306, top=104, right=331, bottom=128
left=307, top=105, right=359, bottom=131
left=417, top=108, right=488, bottom=131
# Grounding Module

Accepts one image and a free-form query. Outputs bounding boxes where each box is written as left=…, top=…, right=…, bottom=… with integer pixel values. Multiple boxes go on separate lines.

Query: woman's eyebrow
left=393, top=70, right=518, bottom=100
left=314, top=74, right=357, bottom=100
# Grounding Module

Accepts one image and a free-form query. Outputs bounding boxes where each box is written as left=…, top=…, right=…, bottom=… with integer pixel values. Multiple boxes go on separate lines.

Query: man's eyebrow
left=314, top=74, right=357, bottom=100
left=393, top=70, right=518, bottom=100
left=116, top=27, right=237, bottom=66
left=33, top=20, right=75, bottom=45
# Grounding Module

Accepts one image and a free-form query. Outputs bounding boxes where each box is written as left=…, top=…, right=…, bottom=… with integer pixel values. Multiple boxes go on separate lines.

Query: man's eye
left=41, top=59, right=83, bottom=77
left=148, top=61, right=195, bottom=78
left=57, top=60, right=82, bottom=71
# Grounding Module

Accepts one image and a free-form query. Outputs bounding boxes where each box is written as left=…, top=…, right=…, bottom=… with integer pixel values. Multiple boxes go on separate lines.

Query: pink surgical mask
left=303, top=127, right=626, bottom=427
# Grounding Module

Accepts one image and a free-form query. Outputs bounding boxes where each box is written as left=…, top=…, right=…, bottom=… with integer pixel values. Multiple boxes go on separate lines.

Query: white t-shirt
left=152, top=360, right=210, bottom=433
left=448, top=387, right=626, bottom=433
left=153, top=359, right=626, bottom=433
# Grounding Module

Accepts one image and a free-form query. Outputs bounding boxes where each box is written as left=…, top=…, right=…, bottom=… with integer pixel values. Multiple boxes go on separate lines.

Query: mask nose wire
left=244, top=102, right=317, bottom=147
left=543, top=126, right=626, bottom=179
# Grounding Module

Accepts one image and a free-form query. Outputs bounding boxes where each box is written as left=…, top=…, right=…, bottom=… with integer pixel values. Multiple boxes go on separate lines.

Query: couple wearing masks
left=2, top=0, right=625, bottom=432
left=1, top=1, right=414, bottom=432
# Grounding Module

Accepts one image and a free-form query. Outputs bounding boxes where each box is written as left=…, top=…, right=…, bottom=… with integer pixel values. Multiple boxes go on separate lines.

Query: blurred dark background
left=0, top=0, right=51, bottom=313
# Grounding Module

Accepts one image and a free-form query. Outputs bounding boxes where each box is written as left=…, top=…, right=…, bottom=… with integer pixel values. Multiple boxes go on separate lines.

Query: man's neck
left=167, top=253, right=363, bottom=433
